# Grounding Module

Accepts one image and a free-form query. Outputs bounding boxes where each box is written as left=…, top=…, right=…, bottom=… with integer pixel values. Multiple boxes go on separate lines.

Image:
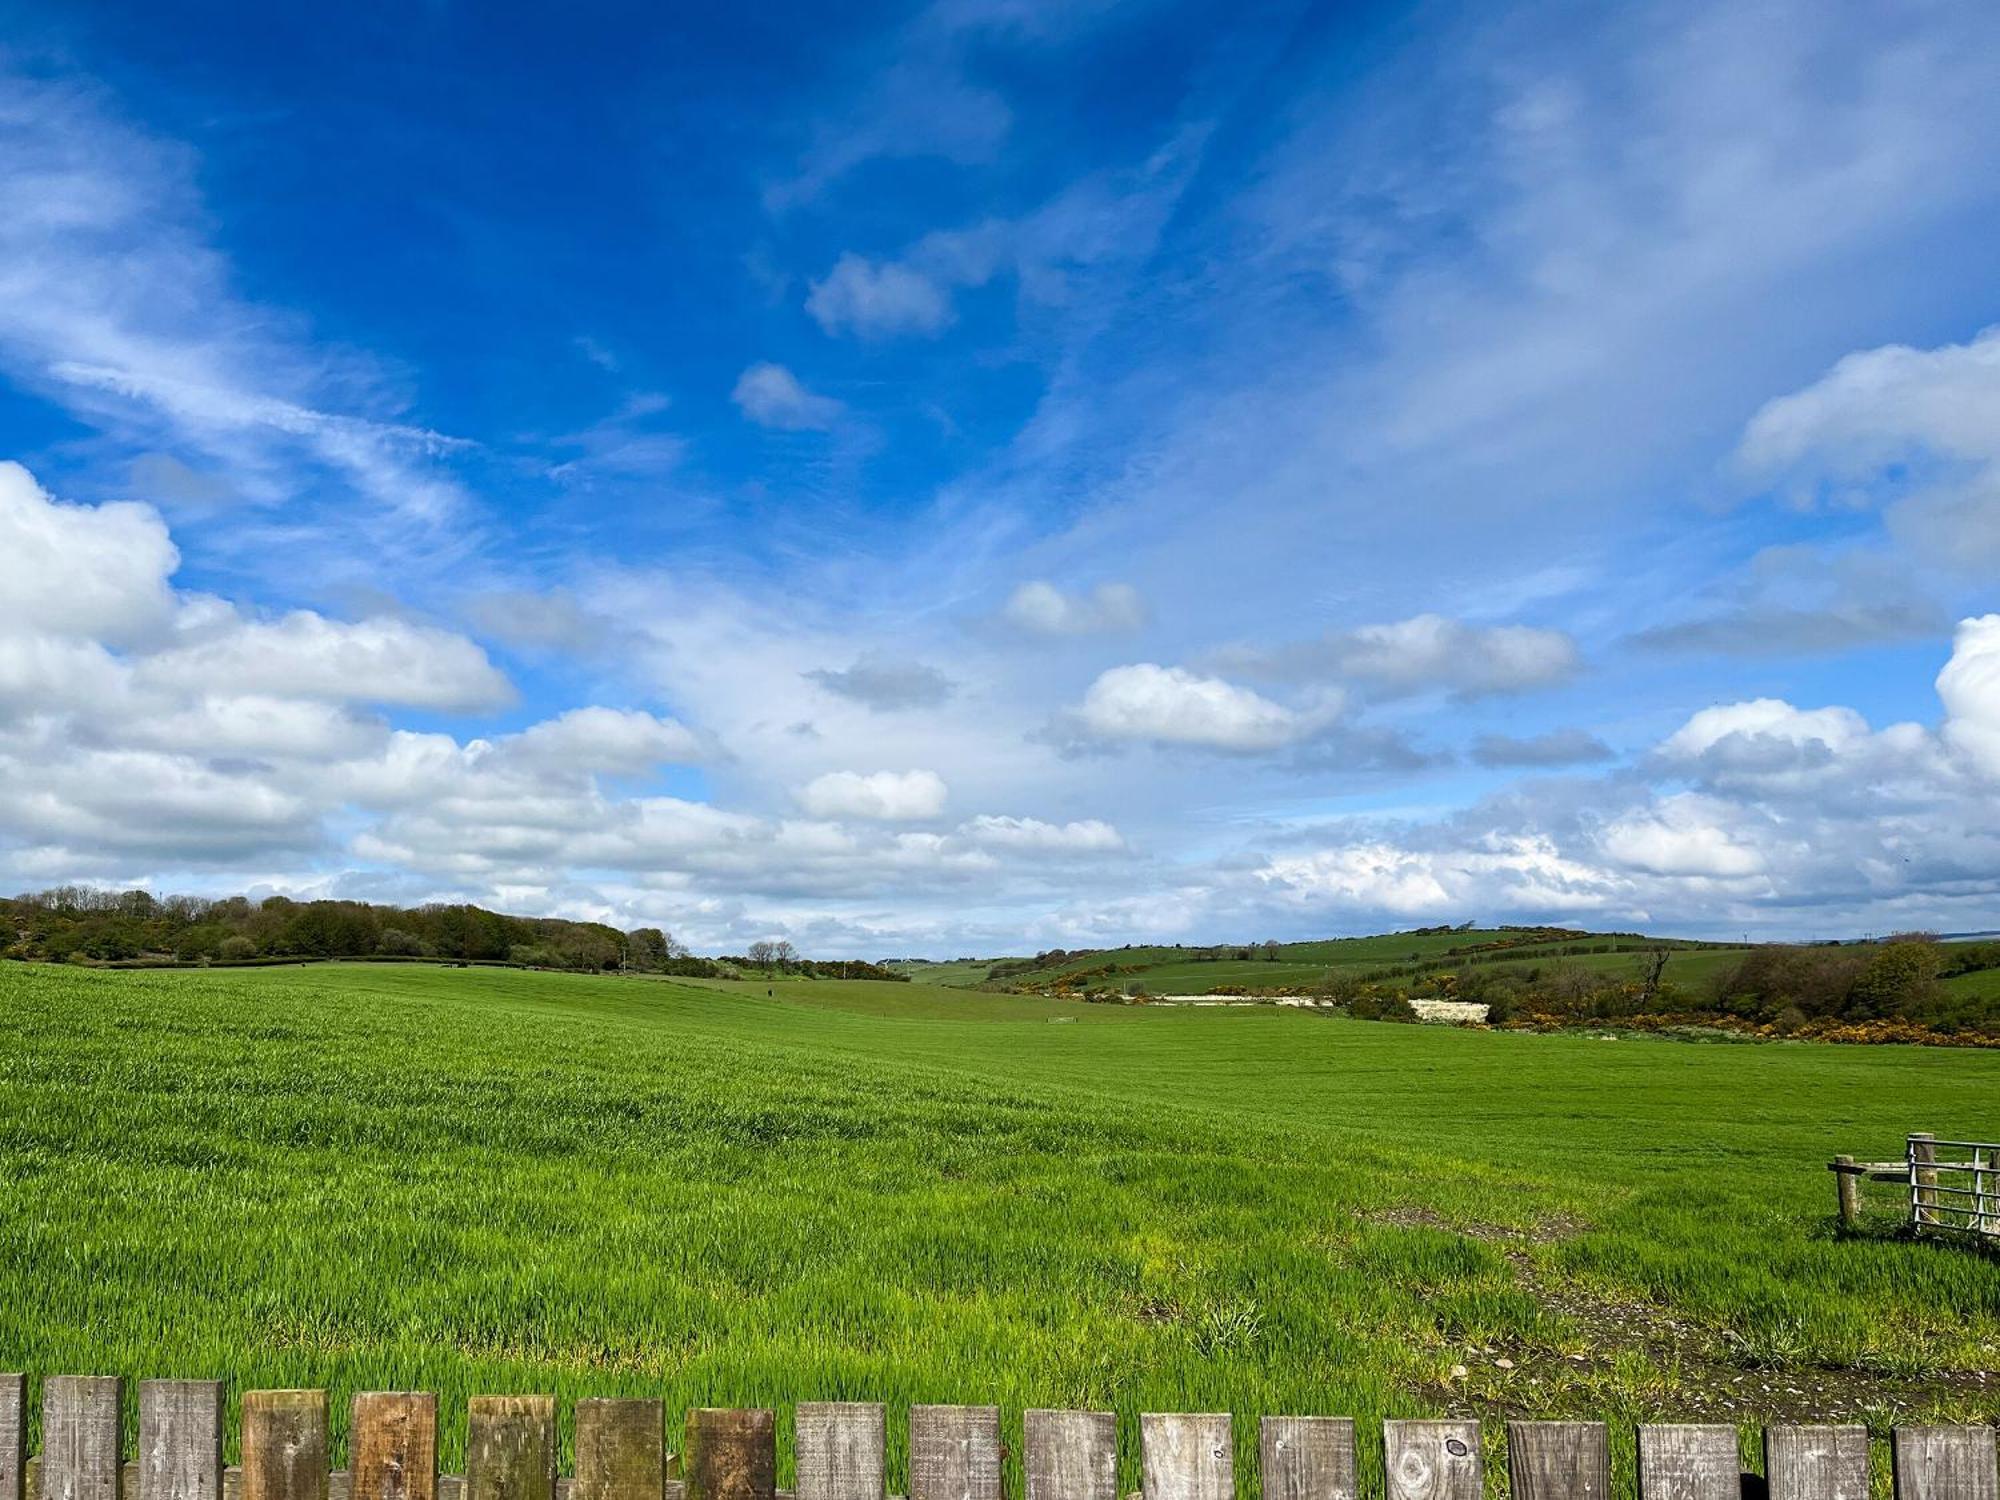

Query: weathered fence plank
left=909, top=1408, right=1001, bottom=1500
left=1259, top=1418, right=1355, bottom=1500
left=1023, top=1411, right=1115, bottom=1500
left=1507, top=1422, right=1609, bottom=1500
left=1764, top=1426, right=1869, bottom=1500
left=795, top=1404, right=885, bottom=1500
left=241, top=1392, right=328, bottom=1500
left=1383, top=1421, right=1480, bottom=1500
left=351, top=1395, right=438, bottom=1500
left=41, top=1378, right=124, bottom=1500
left=139, top=1381, right=223, bottom=1500
left=466, top=1398, right=555, bottom=1500
left=683, top=1411, right=774, bottom=1500
left=2, top=1375, right=23, bottom=1500
left=1140, top=1415, right=1230, bottom=1500
left=1891, top=1428, right=1998, bottom=1500
left=573, top=1402, right=663, bottom=1500
left=1637, top=1424, right=1738, bottom=1500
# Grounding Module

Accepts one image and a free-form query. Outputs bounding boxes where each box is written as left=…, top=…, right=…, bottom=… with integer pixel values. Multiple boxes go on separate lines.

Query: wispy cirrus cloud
left=0, top=69, right=480, bottom=544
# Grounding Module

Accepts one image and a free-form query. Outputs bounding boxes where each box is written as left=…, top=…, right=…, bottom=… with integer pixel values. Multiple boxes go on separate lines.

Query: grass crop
left=1, top=962, right=1996, bottom=1494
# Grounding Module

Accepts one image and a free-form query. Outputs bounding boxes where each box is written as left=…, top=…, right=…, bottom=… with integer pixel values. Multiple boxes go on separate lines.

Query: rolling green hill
left=976, top=929, right=1748, bottom=996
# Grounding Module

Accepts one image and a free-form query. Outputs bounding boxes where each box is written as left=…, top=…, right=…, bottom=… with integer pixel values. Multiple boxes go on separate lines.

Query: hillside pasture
left=988, top=931, right=1752, bottom=997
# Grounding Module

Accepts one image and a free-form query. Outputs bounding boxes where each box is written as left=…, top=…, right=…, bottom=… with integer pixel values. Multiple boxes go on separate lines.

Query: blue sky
left=3, top=0, right=1999, bottom=953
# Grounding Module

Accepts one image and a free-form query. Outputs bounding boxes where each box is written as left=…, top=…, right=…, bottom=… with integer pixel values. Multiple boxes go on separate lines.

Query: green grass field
left=1, top=961, right=1996, bottom=1491
left=1943, top=967, right=2000, bottom=1001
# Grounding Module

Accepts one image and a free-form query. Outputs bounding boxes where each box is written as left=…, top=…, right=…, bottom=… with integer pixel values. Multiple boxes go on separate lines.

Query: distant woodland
left=0, top=886, right=907, bottom=980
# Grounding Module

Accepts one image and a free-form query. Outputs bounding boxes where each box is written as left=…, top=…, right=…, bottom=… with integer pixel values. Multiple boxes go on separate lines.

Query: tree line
left=0, top=886, right=904, bottom=979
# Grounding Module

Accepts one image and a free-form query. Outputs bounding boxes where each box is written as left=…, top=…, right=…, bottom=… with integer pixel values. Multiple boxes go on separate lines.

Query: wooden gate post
left=1909, top=1134, right=1938, bottom=1229
left=1832, top=1157, right=1860, bottom=1227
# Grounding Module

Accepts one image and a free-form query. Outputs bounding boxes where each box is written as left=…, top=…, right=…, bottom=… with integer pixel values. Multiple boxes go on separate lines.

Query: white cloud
left=1070, top=664, right=1326, bottom=753
left=806, top=254, right=954, bottom=339
left=0, top=461, right=178, bottom=642
left=732, top=362, right=844, bottom=430
left=959, top=814, right=1123, bottom=852
left=1738, top=326, right=2000, bottom=567
left=502, top=708, right=705, bottom=775
left=1257, top=835, right=1620, bottom=918
left=138, top=611, right=513, bottom=712
left=1658, top=699, right=1875, bottom=762
left=797, top=769, right=950, bottom=821
left=1938, top=614, right=2000, bottom=778
left=1218, top=614, right=1578, bottom=698
left=1001, top=580, right=1146, bottom=636
left=1600, top=796, right=1768, bottom=879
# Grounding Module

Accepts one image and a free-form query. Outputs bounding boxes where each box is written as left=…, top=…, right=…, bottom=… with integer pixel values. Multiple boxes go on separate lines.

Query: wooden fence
left=1830, top=1133, right=2000, bottom=1244
left=5, top=1377, right=1999, bottom=1500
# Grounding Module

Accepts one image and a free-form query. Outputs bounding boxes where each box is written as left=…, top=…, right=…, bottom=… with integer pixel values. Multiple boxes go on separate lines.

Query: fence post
left=351, top=1395, right=438, bottom=1500
left=139, top=1381, right=225, bottom=1500
left=1832, top=1157, right=1860, bottom=1227
left=1636, top=1426, right=1738, bottom=1500
left=1259, top=1418, right=1355, bottom=1500
left=796, top=1405, right=886, bottom=1500
left=573, top=1401, right=663, bottom=1500
left=1506, top=1423, right=1609, bottom=1500
left=2, top=1375, right=22, bottom=1500
left=1765, top=1427, right=1869, bottom=1500
left=466, top=1399, right=555, bottom=1500
left=910, top=1408, right=1002, bottom=1500
left=682, top=1411, right=774, bottom=1500
left=1382, top=1423, right=1479, bottom=1500
left=1140, top=1416, right=1231, bottom=1500
left=241, top=1392, right=328, bottom=1500
left=1909, top=1134, right=1938, bottom=1229
left=1890, top=1427, right=1999, bottom=1500
left=1022, top=1413, right=1115, bottom=1500
left=41, top=1378, right=125, bottom=1500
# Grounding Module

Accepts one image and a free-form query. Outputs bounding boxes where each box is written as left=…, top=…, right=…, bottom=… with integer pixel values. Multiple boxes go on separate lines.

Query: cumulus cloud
left=0, top=461, right=178, bottom=642
left=1657, top=699, right=1875, bottom=763
left=1938, top=614, right=2000, bottom=777
left=796, top=769, right=950, bottom=821
left=1600, top=795, right=1768, bottom=879
left=1001, top=580, right=1146, bottom=636
left=1067, top=664, right=1330, bottom=753
left=1471, top=728, right=1614, bottom=767
left=1216, top=613, right=1579, bottom=698
left=806, top=254, right=953, bottom=339
left=501, top=708, right=706, bottom=775
left=731, top=362, right=844, bottom=430
left=1738, top=326, right=2000, bottom=567
left=1256, top=835, right=1619, bottom=919
left=805, top=653, right=956, bottom=710
left=139, top=611, right=514, bottom=712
